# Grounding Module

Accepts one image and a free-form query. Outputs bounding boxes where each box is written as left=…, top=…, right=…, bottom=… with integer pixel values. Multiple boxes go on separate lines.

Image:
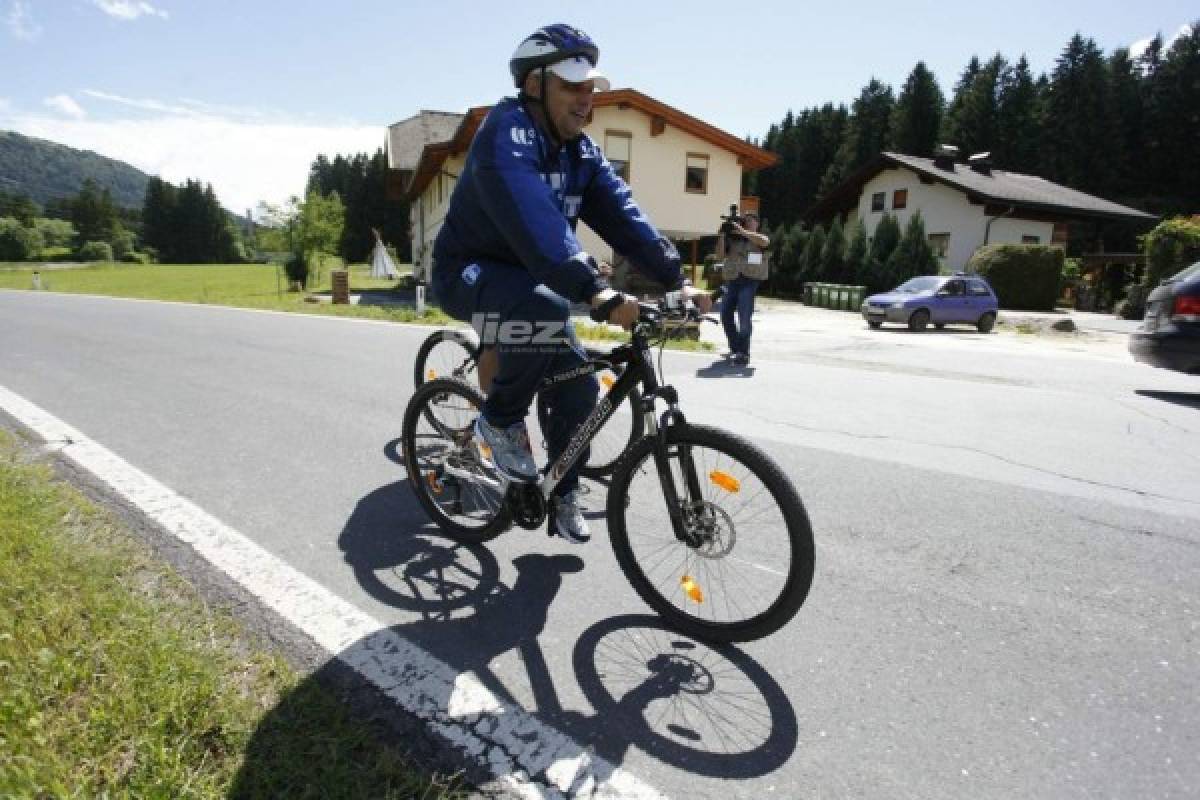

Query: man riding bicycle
left=431, top=24, right=711, bottom=545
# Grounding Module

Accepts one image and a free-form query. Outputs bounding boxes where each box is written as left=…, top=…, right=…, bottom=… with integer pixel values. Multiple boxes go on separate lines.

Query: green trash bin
left=837, top=285, right=851, bottom=310
left=849, top=285, right=866, bottom=311
left=816, top=283, right=830, bottom=308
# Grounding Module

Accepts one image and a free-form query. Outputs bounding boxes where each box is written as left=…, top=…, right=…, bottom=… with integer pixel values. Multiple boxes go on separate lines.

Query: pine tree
left=820, top=216, right=846, bottom=282
left=141, top=177, right=178, bottom=260
left=1042, top=34, right=1118, bottom=196
left=865, top=213, right=902, bottom=292
left=941, top=57, right=981, bottom=152
left=800, top=224, right=825, bottom=283
left=820, top=80, right=894, bottom=197
left=886, top=212, right=938, bottom=285
left=1141, top=23, right=1200, bottom=214
left=995, top=56, right=1041, bottom=172
left=942, top=54, right=1005, bottom=157
left=70, top=179, right=120, bottom=248
left=844, top=222, right=869, bottom=285
left=889, top=62, right=944, bottom=156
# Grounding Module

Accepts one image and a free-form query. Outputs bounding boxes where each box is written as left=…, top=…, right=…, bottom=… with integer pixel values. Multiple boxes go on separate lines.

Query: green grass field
left=0, top=261, right=454, bottom=326
left=0, top=429, right=461, bottom=798
left=0, top=261, right=714, bottom=350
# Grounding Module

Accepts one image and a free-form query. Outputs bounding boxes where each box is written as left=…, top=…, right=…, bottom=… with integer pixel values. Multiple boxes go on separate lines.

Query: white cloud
left=44, top=94, right=87, bottom=119
left=6, top=0, right=41, bottom=40
left=4, top=108, right=384, bottom=214
left=1130, top=23, right=1193, bottom=60
left=92, top=0, right=168, bottom=20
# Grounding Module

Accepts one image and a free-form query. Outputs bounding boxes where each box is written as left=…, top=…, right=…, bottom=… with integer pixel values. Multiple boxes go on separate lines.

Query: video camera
left=719, top=204, right=746, bottom=240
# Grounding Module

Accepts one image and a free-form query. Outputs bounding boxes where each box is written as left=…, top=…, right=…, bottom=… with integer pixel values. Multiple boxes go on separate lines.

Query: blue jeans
left=433, top=258, right=597, bottom=497
left=720, top=275, right=759, bottom=356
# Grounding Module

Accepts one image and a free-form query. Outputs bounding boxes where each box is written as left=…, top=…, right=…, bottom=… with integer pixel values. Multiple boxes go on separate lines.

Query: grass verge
left=0, top=428, right=461, bottom=799
left=0, top=261, right=713, bottom=350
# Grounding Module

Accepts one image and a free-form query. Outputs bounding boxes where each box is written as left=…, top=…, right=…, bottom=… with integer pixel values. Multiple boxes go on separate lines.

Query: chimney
left=968, top=152, right=992, bottom=175
left=933, top=144, right=959, bottom=170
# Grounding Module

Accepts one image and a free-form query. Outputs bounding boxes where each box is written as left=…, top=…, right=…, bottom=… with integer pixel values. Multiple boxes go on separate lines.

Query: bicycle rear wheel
left=402, top=378, right=510, bottom=542
left=414, top=329, right=479, bottom=391
left=606, top=423, right=814, bottom=643
left=579, top=348, right=643, bottom=478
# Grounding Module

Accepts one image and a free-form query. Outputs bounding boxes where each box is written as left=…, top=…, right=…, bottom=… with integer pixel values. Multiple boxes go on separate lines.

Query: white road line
left=0, top=383, right=668, bottom=800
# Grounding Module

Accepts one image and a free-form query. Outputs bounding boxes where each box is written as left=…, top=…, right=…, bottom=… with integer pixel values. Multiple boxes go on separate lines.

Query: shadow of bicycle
left=231, top=463, right=799, bottom=794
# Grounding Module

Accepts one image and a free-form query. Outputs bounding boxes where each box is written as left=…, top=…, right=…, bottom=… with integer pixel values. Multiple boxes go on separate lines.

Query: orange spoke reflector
left=427, top=369, right=437, bottom=380
left=426, top=471, right=443, bottom=495
left=681, top=575, right=704, bottom=604
left=709, top=470, right=740, bottom=493
left=601, top=375, right=615, bottom=389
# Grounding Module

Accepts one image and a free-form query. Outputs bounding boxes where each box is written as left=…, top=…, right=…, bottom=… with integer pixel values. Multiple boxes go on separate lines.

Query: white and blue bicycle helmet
left=509, top=24, right=610, bottom=91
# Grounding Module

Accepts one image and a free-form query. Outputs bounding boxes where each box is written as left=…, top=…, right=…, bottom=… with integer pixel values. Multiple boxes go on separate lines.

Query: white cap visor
left=547, top=55, right=610, bottom=91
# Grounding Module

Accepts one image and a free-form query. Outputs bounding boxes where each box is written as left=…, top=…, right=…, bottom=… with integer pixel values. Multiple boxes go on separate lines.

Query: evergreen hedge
left=1142, top=217, right=1200, bottom=287
left=966, top=244, right=1063, bottom=310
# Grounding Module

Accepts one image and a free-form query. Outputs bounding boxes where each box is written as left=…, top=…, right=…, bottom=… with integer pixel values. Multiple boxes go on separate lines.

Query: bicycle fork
left=650, top=407, right=706, bottom=548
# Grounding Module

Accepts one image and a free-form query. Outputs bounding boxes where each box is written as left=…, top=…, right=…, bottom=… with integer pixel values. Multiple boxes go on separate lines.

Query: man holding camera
left=715, top=211, right=770, bottom=365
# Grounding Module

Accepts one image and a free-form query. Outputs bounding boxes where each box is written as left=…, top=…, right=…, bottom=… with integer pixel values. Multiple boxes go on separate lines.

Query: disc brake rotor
left=686, top=501, right=736, bottom=558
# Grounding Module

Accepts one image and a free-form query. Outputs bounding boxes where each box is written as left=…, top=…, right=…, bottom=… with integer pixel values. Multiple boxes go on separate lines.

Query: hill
left=0, top=130, right=151, bottom=210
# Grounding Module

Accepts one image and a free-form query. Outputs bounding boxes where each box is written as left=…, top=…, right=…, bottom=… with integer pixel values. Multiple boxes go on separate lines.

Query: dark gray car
left=1129, top=260, right=1200, bottom=374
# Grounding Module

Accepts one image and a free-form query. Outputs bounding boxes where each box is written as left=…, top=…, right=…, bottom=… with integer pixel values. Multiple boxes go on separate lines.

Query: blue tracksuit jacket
left=432, top=96, right=682, bottom=303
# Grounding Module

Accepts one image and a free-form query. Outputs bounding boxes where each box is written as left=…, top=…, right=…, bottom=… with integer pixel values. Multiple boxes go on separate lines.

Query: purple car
left=861, top=274, right=1000, bottom=332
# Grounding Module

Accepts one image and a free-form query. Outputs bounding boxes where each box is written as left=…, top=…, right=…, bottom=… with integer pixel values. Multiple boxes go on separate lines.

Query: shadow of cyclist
left=695, top=359, right=756, bottom=379
left=260, top=439, right=800, bottom=793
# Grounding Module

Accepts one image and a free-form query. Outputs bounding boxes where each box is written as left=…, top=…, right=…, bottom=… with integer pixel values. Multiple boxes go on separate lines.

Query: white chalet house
left=807, top=149, right=1155, bottom=270
left=384, top=89, right=776, bottom=286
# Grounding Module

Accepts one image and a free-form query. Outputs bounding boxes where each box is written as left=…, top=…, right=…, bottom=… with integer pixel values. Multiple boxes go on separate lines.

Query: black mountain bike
left=413, top=327, right=641, bottom=477
left=402, top=299, right=815, bottom=643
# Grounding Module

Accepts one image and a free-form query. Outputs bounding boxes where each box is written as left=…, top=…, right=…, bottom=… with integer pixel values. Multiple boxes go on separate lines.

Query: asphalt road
left=2, top=289, right=1198, bottom=799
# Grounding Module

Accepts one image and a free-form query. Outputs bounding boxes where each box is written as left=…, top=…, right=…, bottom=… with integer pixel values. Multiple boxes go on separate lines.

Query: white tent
left=369, top=229, right=399, bottom=279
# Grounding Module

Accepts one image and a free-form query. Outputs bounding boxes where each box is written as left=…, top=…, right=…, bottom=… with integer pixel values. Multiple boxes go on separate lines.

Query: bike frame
left=537, top=322, right=699, bottom=542
left=434, top=311, right=703, bottom=541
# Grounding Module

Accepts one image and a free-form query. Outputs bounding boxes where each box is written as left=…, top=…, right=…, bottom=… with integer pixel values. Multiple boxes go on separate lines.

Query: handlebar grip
left=590, top=293, right=626, bottom=323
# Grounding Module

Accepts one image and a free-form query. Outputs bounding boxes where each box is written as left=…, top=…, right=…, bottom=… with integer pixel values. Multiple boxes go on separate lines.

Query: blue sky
left=2, top=0, right=1194, bottom=214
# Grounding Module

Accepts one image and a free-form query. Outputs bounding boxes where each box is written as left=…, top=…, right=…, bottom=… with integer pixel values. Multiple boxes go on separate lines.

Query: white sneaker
left=552, top=489, right=591, bottom=544
left=474, top=416, right=538, bottom=483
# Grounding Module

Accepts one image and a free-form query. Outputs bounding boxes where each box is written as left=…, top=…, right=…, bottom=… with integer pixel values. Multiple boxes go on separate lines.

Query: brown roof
left=395, top=89, right=777, bottom=200
left=808, top=152, right=1156, bottom=224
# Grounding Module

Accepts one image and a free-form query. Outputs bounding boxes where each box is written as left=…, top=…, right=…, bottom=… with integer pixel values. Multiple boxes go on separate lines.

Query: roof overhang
left=805, top=154, right=1157, bottom=226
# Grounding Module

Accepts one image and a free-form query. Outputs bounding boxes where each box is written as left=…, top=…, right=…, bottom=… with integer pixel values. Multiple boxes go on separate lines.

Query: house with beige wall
left=808, top=149, right=1155, bottom=271
left=385, top=89, right=776, bottom=287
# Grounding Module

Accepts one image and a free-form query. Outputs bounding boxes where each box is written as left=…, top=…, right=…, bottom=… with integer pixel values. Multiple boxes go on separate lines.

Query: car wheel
left=908, top=309, right=930, bottom=332
left=977, top=312, right=996, bottom=333
left=868, top=320, right=882, bottom=329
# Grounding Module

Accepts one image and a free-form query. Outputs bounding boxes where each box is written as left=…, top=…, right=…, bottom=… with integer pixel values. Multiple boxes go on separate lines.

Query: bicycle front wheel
left=606, top=423, right=814, bottom=643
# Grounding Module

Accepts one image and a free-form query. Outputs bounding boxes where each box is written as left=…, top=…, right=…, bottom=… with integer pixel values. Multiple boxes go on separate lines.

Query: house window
left=928, top=233, right=950, bottom=259
left=893, top=189, right=908, bottom=210
left=1022, top=235, right=1040, bottom=244
left=685, top=153, right=709, bottom=193
left=605, top=130, right=632, bottom=182
left=871, top=192, right=885, bottom=212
